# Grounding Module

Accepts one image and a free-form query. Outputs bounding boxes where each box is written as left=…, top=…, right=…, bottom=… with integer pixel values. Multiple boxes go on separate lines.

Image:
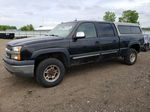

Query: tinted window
left=77, top=23, right=97, bottom=38
left=96, top=23, right=115, bottom=37
left=118, top=26, right=131, bottom=34
left=118, top=25, right=142, bottom=34
left=131, top=26, right=141, bottom=34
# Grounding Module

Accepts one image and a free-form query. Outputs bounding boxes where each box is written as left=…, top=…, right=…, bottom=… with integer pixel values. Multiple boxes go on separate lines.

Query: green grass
left=142, top=28, right=150, bottom=31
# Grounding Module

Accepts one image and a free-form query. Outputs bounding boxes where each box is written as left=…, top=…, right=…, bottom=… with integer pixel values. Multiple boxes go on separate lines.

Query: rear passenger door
left=95, top=23, right=120, bottom=56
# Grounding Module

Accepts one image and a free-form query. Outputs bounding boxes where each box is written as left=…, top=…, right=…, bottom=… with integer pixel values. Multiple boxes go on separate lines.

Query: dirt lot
left=0, top=39, right=149, bottom=112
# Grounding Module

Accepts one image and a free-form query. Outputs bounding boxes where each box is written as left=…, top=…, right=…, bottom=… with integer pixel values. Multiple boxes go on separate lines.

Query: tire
left=36, top=58, right=65, bottom=87
left=124, top=49, right=137, bottom=65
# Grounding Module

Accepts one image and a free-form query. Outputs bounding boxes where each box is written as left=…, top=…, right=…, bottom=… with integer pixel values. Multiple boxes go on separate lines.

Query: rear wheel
left=124, top=49, right=137, bottom=65
left=36, top=58, right=65, bottom=87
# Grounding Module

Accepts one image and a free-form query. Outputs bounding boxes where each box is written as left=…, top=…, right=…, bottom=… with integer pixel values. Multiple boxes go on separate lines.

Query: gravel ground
left=0, top=39, right=149, bottom=112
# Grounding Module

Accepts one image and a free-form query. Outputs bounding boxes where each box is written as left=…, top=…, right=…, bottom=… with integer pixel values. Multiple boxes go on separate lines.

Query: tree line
left=103, top=10, right=139, bottom=23
left=0, top=24, right=34, bottom=31
left=0, top=25, right=17, bottom=31
left=103, top=10, right=149, bottom=30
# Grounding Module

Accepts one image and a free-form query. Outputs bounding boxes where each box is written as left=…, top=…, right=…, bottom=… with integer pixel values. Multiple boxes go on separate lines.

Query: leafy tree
left=20, top=24, right=34, bottom=31
left=0, top=25, right=17, bottom=31
left=119, top=10, right=139, bottom=23
left=103, top=11, right=116, bottom=22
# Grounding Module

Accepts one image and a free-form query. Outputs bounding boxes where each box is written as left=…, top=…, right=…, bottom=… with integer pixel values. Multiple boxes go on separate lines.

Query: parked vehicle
left=0, top=33, right=15, bottom=39
left=3, top=21, right=144, bottom=87
left=143, top=34, right=150, bottom=51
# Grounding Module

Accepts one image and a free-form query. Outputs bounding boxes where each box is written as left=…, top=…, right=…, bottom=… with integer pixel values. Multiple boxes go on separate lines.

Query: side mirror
left=75, top=32, right=85, bottom=39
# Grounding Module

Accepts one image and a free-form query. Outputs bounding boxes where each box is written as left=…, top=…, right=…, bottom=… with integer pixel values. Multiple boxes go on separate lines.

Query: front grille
left=5, top=45, right=12, bottom=59
left=6, top=45, right=12, bottom=51
left=6, top=52, right=11, bottom=59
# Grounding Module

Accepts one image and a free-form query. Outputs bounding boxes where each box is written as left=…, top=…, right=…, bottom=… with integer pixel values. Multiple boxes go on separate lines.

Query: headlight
left=11, top=54, right=21, bottom=60
left=11, top=46, right=22, bottom=60
left=12, top=46, right=22, bottom=52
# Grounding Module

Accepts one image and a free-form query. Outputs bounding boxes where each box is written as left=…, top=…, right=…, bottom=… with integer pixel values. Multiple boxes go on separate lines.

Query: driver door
left=69, top=22, right=100, bottom=64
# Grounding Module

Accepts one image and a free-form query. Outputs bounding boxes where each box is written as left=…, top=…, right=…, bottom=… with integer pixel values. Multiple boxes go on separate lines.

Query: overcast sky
left=0, top=0, right=150, bottom=28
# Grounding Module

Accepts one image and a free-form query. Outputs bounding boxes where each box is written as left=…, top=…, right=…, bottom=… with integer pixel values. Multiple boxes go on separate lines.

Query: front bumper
left=3, top=57, right=34, bottom=77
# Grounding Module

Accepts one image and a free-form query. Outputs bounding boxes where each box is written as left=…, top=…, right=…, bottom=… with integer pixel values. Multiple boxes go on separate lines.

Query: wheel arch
left=32, top=48, right=70, bottom=73
left=129, top=43, right=141, bottom=53
left=120, top=42, right=141, bottom=57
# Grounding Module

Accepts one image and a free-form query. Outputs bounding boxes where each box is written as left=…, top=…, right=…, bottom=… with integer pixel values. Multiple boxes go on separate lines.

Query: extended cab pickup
left=3, top=21, right=144, bottom=87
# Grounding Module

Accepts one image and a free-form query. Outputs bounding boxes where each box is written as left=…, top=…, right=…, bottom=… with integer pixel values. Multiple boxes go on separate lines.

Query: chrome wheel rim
left=43, top=65, right=60, bottom=82
left=130, top=53, right=136, bottom=63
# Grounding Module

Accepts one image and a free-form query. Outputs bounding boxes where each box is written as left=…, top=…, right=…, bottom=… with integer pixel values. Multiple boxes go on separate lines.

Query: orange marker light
left=17, top=55, right=21, bottom=61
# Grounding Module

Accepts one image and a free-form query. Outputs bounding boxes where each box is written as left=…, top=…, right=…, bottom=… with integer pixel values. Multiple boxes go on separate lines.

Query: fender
left=31, top=48, right=71, bottom=67
left=128, top=41, right=140, bottom=48
left=120, top=41, right=140, bottom=57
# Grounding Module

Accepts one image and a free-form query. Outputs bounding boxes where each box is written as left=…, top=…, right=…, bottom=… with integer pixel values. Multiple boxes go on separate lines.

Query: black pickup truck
left=3, top=21, right=144, bottom=87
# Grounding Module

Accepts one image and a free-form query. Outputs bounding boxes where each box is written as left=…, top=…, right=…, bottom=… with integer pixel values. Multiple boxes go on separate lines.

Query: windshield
left=49, top=23, right=76, bottom=38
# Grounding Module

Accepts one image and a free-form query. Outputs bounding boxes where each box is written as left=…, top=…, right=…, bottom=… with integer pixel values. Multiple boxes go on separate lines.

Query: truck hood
left=7, top=36, right=64, bottom=46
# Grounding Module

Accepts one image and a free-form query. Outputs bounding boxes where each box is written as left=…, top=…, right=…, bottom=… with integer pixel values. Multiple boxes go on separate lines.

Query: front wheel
left=36, top=58, right=65, bottom=87
left=124, top=49, right=137, bottom=65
